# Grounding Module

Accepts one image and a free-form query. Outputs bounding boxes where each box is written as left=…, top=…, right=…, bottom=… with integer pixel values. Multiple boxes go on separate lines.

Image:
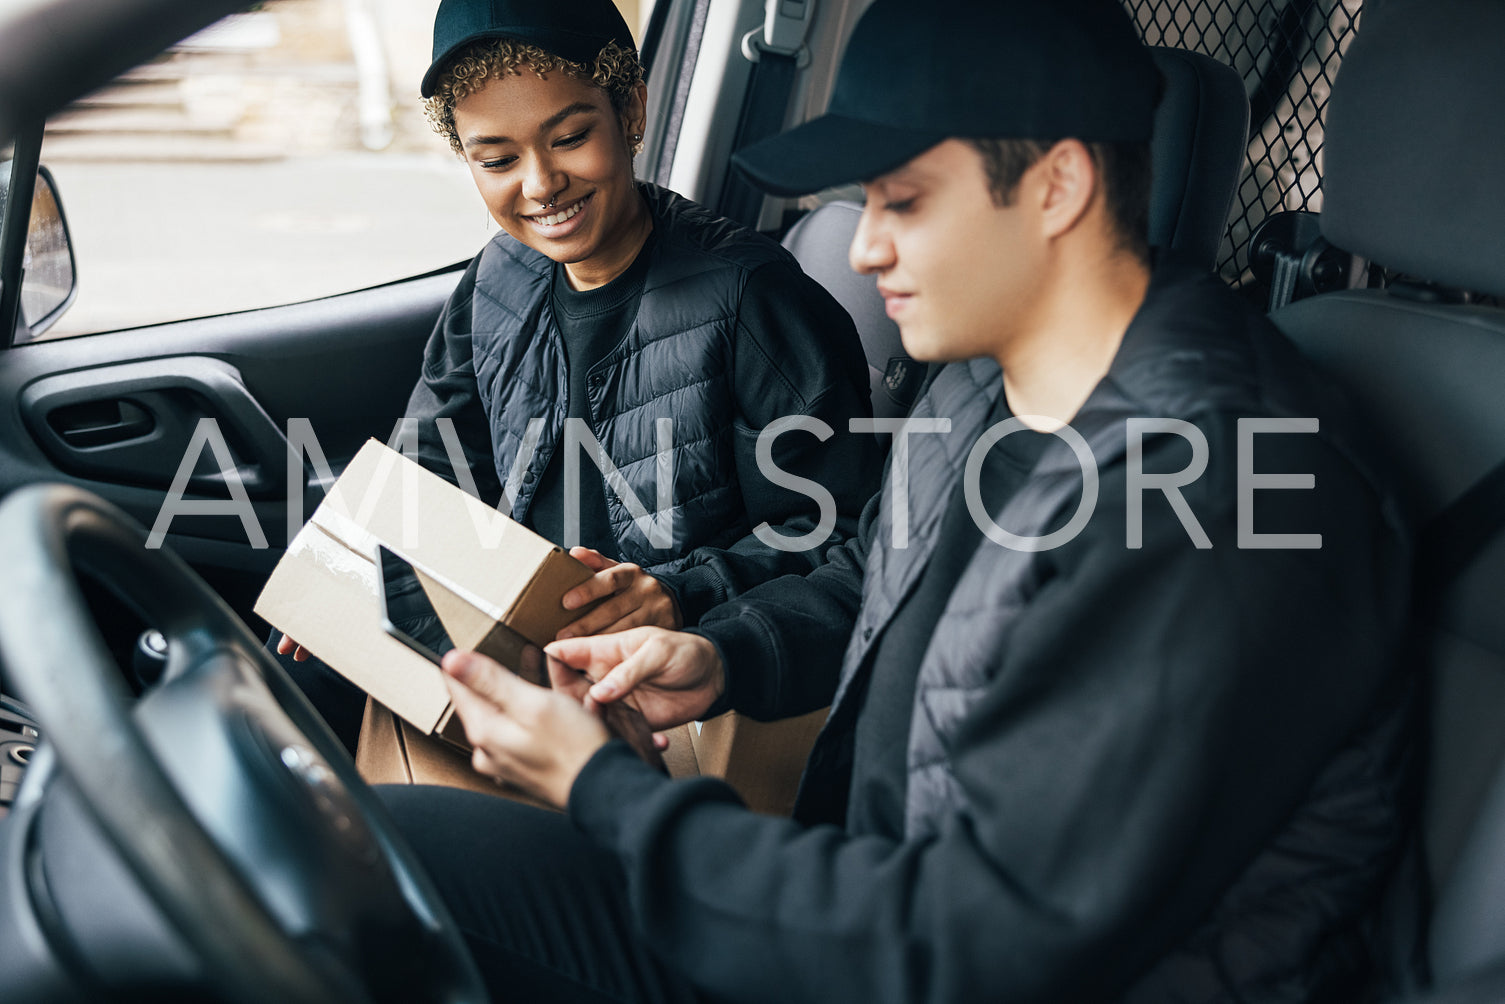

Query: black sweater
left=561, top=263, right=1414, bottom=1004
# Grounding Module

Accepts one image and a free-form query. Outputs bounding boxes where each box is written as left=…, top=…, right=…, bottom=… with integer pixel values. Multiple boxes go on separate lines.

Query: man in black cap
left=384, top=1, right=1416, bottom=1000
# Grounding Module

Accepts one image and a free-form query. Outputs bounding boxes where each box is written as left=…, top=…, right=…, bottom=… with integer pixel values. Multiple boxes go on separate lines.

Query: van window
left=1124, top=0, right=1362, bottom=291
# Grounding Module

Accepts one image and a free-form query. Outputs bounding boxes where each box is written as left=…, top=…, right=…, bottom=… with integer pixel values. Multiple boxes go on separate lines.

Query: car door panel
left=0, top=268, right=464, bottom=622
left=21, top=357, right=289, bottom=497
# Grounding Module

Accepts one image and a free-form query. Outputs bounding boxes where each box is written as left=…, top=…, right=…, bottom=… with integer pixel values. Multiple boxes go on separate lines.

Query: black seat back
left=780, top=45, right=1249, bottom=420
left=1269, top=0, right=1505, bottom=987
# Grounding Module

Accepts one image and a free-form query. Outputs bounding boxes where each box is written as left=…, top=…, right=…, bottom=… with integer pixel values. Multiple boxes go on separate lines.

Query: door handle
left=21, top=357, right=289, bottom=498
left=48, top=399, right=156, bottom=448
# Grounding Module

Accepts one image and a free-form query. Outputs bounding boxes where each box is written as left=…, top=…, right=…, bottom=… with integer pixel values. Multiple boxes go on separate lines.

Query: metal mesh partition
left=1122, top=0, right=1364, bottom=293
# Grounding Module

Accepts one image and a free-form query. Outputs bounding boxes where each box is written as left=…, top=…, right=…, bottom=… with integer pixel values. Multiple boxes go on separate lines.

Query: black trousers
left=376, top=785, right=704, bottom=1004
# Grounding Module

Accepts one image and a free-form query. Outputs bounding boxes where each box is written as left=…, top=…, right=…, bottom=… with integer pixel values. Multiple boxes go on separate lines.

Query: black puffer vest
left=467, top=184, right=795, bottom=572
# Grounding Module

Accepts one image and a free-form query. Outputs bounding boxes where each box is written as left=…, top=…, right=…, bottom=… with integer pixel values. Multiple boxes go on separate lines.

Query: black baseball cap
left=422, top=0, right=637, bottom=98
left=733, top=0, right=1162, bottom=196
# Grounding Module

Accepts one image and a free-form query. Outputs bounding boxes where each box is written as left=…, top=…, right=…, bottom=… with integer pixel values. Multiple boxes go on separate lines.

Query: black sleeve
left=654, top=262, right=884, bottom=625
left=567, top=424, right=1410, bottom=1004
left=403, top=256, right=504, bottom=505
left=690, top=486, right=877, bottom=722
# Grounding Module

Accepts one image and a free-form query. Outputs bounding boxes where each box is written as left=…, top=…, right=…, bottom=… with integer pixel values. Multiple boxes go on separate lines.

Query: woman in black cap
left=404, top=0, right=878, bottom=637
left=277, top=0, right=879, bottom=714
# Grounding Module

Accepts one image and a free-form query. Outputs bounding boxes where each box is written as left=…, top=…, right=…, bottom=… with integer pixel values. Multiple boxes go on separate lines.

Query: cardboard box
left=255, top=439, right=600, bottom=747
left=688, top=709, right=828, bottom=817
left=353, top=696, right=558, bottom=809
left=258, top=439, right=827, bottom=815
left=353, top=697, right=825, bottom=816
left=355, top=698, right=704, bottom=807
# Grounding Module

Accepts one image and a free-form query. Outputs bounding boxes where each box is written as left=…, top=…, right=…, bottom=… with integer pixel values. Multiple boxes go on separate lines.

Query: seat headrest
left=780, top=200, right=921, bottom=419
left=1322, top=0, right=1505, bottom=298
left=1147, top=47, right=1249, bottom=272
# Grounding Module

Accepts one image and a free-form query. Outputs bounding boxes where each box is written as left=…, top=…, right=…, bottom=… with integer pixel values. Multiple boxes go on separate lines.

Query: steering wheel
left=0, top=485, right=487, bottom=1004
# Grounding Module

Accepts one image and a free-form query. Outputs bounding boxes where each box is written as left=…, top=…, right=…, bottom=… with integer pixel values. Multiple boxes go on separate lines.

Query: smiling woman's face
left=454, top=67, right=649, bottom=290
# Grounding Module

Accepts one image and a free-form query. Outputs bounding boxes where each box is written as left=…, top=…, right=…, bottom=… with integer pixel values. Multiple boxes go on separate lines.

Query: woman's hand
left=554, top=547, right=683, bottom=640
left=441, top=649, right=614, bottom=809
left=275, top=633, right=311, bottom=662
left=545, top=627, right=725, bottom=731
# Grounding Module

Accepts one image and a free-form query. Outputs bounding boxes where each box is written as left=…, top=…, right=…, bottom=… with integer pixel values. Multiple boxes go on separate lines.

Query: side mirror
left=13, top=165, right=78, bottom=342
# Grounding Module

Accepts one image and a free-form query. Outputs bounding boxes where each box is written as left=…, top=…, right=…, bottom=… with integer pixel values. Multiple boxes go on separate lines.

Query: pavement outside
left=45, top=155, right=487, bottom=336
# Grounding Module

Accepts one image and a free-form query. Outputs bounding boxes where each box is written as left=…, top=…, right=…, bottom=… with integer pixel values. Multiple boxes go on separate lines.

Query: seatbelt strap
left=1414, top=457, right=1505, bottom=610
left=717, top=0, right=814, bottom=227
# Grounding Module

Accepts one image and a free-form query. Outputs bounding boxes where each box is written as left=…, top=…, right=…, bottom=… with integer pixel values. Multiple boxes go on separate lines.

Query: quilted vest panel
left=466, top=185, right=794, bottom=570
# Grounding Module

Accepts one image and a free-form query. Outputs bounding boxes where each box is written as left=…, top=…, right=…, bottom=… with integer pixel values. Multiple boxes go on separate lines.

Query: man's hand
left=545, top=627, right=725, bottom=731
left=275, top=633, right=311, bottom=662
left=554, top=547, right=683, bottom=640
left=442, top=650, right=613, bottom=809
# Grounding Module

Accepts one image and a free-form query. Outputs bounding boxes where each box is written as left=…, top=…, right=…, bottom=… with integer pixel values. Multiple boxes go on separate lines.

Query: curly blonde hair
left=424, top=38, right=645, bottom=156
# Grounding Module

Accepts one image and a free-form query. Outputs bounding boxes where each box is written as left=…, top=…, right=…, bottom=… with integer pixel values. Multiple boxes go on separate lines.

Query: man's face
left=454, top=68, right=646, bottom=287
left=851, top=139, right=1045, bottom=364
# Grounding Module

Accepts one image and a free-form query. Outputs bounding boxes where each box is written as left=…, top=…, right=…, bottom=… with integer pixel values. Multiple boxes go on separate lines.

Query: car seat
left=1267, top=0, right=1505, bottom=997
left=779, top=46, right=1250, bottom=421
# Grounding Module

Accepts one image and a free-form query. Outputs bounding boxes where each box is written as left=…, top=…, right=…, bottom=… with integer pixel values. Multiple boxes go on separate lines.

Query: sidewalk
left=45, top=153, right=486, bottom=337
left=40, top=0, right=488, bottom=338
left=36, top=0, right=648, bottom=338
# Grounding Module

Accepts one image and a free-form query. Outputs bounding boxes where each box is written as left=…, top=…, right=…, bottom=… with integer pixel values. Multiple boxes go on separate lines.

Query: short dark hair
left=966, top=138, right=1154, bottom=262
left=424, top=37, right=644, bottom=156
